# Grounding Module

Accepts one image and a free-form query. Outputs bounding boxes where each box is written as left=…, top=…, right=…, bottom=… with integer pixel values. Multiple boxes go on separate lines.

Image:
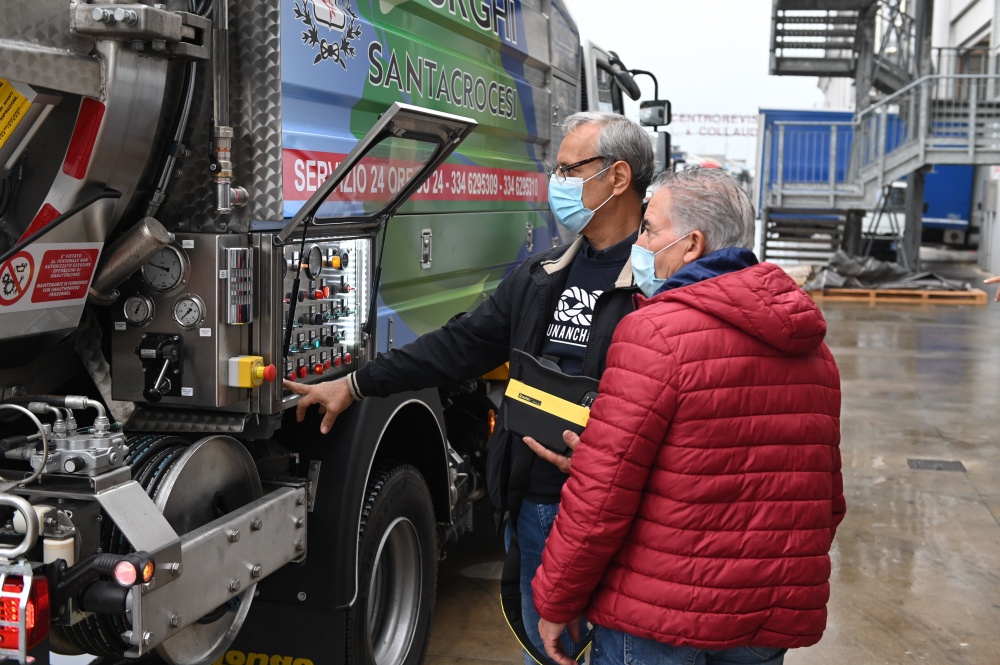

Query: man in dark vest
left=285, top=111, right=654, bottom=663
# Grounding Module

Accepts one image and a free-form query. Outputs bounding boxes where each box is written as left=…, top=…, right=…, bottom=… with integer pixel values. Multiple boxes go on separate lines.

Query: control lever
left=136, top=336, right=182, bottom=402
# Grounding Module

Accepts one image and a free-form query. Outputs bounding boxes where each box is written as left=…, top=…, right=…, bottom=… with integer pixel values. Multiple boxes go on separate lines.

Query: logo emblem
left=294, top=0, right=363, bottom=70
left=554, top=287, right=602, bottom=327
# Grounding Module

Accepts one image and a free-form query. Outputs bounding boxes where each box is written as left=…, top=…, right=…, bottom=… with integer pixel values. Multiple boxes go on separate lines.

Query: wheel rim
left=366, top=516, right=423, bottom=664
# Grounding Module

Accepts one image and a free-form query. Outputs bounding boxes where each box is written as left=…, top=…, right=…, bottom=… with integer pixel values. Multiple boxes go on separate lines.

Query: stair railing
left=764, top=73, right=1000, bottom=211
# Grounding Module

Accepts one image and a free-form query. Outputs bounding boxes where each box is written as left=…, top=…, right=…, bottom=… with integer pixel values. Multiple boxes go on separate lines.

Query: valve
left=136, top=336, right=183, bottom=403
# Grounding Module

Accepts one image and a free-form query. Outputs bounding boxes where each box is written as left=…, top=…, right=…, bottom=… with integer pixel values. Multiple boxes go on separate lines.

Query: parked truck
left=0, top=1, right=664, bottom=664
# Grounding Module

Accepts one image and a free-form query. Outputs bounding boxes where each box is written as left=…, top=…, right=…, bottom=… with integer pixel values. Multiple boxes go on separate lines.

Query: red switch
left=343, top=352, right=352, bottom=364
left=334, top=355, right=342, bottom=368
left=287, top=370, right=297, bottom=382
left=323, top=359, right=332, bottom=371
left=298, top=366, right=308, bottom=379
left=313, top=363, right=324, bottom=375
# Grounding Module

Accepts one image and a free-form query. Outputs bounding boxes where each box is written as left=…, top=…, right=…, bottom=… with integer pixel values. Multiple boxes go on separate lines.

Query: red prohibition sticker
left=31, top=248, right=99, bottom=303
left=0, top=251, right=34, bottom=306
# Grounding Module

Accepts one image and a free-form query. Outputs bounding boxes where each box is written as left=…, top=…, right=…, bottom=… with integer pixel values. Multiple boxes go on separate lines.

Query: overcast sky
left=566, top=0, right=828, bottom=164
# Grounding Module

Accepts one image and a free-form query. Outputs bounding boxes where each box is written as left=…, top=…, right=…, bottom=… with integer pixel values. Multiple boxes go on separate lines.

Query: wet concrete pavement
left=426, top=260, right=1000, bottom=664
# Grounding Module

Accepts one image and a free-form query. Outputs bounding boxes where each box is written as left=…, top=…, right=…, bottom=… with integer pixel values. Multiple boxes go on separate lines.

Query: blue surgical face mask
left=548, top=166, right=613, bottom=234
left=630, top=232, right=692, bottom=297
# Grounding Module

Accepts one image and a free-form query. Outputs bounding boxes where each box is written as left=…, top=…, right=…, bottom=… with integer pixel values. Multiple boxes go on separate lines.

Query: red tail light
left=0, top=575, right=50, bottom=650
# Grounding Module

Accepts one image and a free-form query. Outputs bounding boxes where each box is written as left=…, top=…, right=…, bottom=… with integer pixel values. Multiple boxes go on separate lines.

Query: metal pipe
left=89, top=217, right=174, bottom=303
left=210, top=0, right=248, bottom=214
left=0, top=404, right=49, bottom=491
left=212, top=0, right=229, bottom=128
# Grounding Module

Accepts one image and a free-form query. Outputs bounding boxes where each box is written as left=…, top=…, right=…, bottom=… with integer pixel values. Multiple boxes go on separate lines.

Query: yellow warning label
left=0, top=79, right=31, bottom=152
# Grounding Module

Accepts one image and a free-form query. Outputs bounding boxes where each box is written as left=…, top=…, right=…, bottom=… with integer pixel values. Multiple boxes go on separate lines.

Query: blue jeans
left=592, top=626, right=787, bottom=665
left=505, top=499, right=581, bottom=665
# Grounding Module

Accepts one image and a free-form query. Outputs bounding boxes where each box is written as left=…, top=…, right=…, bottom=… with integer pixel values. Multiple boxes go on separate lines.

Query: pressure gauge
left=123, top=294, right=154, bottom=326
left=304, top=245, right=324, bottom=280
left=172, top=294, right=205, bottom=329
left=141, top=246, right=187, bottom=292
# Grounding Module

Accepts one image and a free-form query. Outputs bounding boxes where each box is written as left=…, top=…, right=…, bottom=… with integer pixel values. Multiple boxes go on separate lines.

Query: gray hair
left=650, top=167, right=756, bottom=252
left=563, top=112, right=654, bottom=198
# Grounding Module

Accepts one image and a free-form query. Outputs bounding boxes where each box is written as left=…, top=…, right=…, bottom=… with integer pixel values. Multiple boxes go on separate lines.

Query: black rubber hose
left=0, top=189, right=121, bottom=266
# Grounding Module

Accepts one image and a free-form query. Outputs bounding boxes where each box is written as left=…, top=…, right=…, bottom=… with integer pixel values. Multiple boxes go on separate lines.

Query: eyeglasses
left=549, top=156, right=609, bottom=183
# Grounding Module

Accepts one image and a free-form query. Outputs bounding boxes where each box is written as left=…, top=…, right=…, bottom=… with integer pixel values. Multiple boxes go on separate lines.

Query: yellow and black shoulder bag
left=499, top=349, right=597, bottom=664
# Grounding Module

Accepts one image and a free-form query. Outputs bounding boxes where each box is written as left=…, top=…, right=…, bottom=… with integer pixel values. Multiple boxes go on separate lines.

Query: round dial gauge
left=141, top=246, right=186, bottom=292
left=123, top=294, right=154, bottom=326
left=172, top=295, right=205, bottom=329
left=304, top=245, right=324, bottom=280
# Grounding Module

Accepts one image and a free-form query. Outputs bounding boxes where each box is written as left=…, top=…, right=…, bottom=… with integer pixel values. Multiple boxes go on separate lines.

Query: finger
left=320, top=408, right=338, bottom=435
left=541, top=632, right=573, bottom=665
left=282, top=379, right=306, bottom=394
left=523, top=437, right=571, bottom=473
left=562, top=430, right=581, bottom=451
left=295, top=392, right=316, bottom=424
left=984, top=276, right=1000, bottom=284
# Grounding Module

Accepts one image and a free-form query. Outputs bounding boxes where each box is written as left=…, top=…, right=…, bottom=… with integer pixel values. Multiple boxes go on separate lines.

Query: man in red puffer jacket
left=528, top=167, right=844, bottom=665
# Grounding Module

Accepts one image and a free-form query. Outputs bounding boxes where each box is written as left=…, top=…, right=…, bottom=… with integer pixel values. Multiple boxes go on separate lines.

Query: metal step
left=775, top=0, right=873, bottom=10
left=763, top=211, right=847, bottom=265
left=777, top=29, right=857, bottom=38
left=776, top=40, right=857, bottom=50
left=775, top=15, right=862, bottom=24
left=771, top=57, right=856, bottom=77
left=872, top=62, right=912, bottom=94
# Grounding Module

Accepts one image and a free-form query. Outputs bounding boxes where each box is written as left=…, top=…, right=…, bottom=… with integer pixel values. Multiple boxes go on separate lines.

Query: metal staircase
left=762, top=73, right=1000, bottom=212
left=762, top=0, right=1000, bottom=265
left=770, top=0, right=913, bottom=95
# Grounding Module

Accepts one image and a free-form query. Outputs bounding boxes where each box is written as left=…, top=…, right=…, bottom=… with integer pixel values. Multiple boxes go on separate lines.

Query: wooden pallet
left=807, top=288, right=988, bottom=306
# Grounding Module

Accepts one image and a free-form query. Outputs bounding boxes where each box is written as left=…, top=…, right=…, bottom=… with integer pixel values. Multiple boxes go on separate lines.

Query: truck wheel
left=347, top=464, right=437, bottom=665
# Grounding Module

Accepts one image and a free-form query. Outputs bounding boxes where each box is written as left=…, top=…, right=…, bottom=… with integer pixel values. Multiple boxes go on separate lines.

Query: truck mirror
left=607, top=51, right=641, bottom=101
left=640, top=100, right=671, bottom=128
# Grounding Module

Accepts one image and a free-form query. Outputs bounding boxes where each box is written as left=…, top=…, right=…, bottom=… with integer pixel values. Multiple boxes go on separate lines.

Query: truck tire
left=347, top=464, right=437, bottom=665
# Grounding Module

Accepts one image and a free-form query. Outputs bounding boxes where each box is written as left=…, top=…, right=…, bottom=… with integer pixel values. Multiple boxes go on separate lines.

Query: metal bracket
left=306, top=461, right=321, bottom=513
left=420, top=229, right=433, bottom=269
left=525, top=222, right=534, bottom=253
left=72, top=5, right=211, bottom=61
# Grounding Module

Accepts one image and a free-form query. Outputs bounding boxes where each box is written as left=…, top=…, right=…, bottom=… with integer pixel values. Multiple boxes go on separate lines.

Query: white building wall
left=950, top=0, right=992, bottom=46
left=817, top=77, right=856, bottom=110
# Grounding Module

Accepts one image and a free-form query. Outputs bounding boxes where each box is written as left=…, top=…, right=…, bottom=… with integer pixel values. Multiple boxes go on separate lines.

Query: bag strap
left=500, top=441, right=592, bottom=664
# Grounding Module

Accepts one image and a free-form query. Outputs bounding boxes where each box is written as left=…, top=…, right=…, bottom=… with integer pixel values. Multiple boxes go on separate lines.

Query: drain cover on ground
left=907, top=458, right=967, bottom=472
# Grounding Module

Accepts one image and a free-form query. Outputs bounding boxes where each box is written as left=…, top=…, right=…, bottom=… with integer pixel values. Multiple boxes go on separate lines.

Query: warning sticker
left=0, top=252, right=34, bottom=306
left=0, top=78, right=31, bottom=151
left=31, top=248, right=100, bottom=303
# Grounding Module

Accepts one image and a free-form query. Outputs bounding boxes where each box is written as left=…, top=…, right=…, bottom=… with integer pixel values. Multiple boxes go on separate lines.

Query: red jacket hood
left=639, top=262, right=826, bottom=355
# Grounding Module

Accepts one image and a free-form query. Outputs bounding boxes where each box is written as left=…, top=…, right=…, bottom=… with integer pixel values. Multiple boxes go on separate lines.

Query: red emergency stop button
left=287, top=371, right=296, bottom=382
left=343, top=352, right=352, bottom=364
left=257, top=364, right=277, bottom=383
